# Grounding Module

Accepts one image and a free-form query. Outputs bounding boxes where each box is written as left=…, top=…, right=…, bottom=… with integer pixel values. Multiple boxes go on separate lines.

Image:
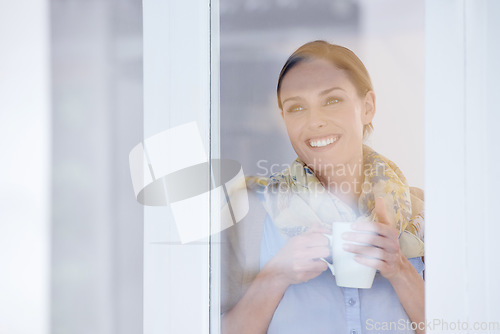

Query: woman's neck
left=315, top=157, right=364, bottom=213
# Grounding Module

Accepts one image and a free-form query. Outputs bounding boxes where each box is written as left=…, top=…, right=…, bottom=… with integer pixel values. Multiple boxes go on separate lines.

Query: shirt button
left=348, top=298, right=356, bottom=306
left=350, top=330, right=357, bottom=334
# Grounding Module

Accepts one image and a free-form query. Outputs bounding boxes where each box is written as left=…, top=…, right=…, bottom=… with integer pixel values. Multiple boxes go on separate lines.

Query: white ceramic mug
left=321, top=221, right=376, bottom=289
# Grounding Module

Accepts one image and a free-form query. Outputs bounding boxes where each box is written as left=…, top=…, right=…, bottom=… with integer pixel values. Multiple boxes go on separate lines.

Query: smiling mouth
left=308, top=135, right=340, bottom=148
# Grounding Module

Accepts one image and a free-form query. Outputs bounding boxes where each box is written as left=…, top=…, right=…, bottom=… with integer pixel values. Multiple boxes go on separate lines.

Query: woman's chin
left=303, top=151, right=345, bottom=170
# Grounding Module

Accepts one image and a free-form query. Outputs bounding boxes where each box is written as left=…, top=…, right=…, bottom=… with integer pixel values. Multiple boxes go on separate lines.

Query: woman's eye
left=326, top=98, right=340, bottom=105
left=288, top=105, right=304, bottom=112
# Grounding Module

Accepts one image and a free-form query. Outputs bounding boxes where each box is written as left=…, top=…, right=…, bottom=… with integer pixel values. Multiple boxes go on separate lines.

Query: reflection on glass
left=220, top=2, right=425, bottom=333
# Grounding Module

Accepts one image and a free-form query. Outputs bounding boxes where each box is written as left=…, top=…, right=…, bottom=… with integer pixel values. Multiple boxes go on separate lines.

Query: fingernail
left=350, top=223, right=358, bottom=230
left=341, top=232, right=348, bottom=240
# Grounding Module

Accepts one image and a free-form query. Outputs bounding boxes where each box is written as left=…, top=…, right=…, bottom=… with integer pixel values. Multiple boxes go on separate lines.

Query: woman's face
left=279, top=58, right=375, bottom=174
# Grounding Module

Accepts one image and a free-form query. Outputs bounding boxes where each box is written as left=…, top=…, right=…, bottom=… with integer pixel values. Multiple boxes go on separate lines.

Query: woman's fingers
left=284, top=247, right=330, bottom=283
left=352, top=255, right=389, bottom=272
left=375, top=197, right=391, bottom=226
left=340, top=212, right=407, bottom=278
left=294, top=258, right=329, bottom=272
left=351, top=220, right=399, bottom=239
left=343, top=243, right=393, bottom=261
left=301, top=245, right=330, bottom=259
left=274, top=228, right=333, bottom=284
left=289, top=235, right=330, bottom=260
left=342, top=231, right=400, bottom=253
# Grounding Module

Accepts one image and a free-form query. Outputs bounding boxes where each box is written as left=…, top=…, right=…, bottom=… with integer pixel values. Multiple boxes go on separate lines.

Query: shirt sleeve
left=408, top=256, right=425, bottom=278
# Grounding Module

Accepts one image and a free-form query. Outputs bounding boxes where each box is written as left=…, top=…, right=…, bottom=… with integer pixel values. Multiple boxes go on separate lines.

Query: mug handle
left=320, top=233, right=334, bottom=275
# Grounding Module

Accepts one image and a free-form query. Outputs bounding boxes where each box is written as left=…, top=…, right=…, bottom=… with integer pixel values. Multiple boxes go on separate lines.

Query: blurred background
left=49, top=1, right=144, bottom=334
left=1, top=0, right=423, bottom=333
left=1, top=1, right=144, bottom=333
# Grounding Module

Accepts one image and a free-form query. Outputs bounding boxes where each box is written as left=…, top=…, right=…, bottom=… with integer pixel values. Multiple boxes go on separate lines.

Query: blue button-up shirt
left=260, top=214, right=424, bottom=334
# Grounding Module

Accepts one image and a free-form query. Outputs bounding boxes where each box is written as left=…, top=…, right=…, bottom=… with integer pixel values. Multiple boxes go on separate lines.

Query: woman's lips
left=307, top=135, right=341, bottom=149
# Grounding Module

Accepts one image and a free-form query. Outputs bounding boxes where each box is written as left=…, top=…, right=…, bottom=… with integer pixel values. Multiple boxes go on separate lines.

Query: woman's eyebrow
left=282, top=87, right=345, bottom=106
left=319, top=87, right=345, bottom=96
left=281, top=96, right=300, bottom=105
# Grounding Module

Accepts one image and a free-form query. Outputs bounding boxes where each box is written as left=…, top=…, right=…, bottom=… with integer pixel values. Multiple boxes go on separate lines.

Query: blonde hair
left=277, top=40, right=374, bottom=138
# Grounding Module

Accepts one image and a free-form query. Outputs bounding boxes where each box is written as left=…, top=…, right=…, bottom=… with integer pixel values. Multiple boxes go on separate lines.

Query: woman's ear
left=280, top=110, right=284, bottom=120
left=362, top=91, right=376, bottom=124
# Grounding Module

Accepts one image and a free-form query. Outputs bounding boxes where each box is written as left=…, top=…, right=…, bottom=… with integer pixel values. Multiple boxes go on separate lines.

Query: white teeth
left=310, top=136, right=338, bottom=147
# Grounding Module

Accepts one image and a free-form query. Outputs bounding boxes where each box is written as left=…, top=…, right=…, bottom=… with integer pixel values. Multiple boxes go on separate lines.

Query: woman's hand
left=222, top=224, right=330, bottom=334
left=263, top=224, right=331, bottom=286
left=341, top=198, right=406, bottom=280
left=342, top=197, right=426, bottom=333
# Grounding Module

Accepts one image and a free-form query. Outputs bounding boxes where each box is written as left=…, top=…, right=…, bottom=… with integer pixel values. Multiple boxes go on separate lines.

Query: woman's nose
left=308, top=109, right=327, bottom=128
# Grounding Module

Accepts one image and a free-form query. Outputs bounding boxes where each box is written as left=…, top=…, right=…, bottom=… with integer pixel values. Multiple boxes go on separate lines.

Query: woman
left=221, top=41, right=425, bottom=334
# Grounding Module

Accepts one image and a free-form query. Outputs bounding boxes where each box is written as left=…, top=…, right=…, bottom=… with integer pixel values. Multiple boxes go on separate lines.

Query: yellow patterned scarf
left=247, top=145, right=424, bottom=258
